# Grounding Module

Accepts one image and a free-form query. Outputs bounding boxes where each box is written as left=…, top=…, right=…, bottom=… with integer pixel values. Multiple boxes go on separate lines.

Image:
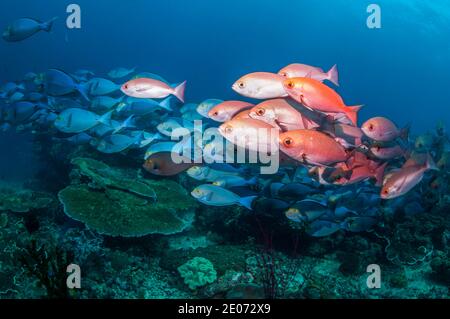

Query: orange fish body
left=232, top=109, right=252, bottom=120
left=279, top=130, right=348, bottom=166
left=283, top=77, right=361, bottom=125
left=143, top=152, right=194, bottom=176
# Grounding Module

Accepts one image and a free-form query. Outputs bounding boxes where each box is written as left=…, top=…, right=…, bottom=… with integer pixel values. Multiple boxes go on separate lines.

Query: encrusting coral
left=0, top=186, right=53, bottom=213
left=58, top=157, right=197, bottom=237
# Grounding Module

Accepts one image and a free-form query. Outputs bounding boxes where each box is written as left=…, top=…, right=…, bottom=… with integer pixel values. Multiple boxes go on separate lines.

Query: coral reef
left=18, top=239, right=73, bottom=298
left=0, top=186, right=54, bottom=213
left=58, top=158, right=197, bottom=237
left=177, top=257, right=217, bottom=290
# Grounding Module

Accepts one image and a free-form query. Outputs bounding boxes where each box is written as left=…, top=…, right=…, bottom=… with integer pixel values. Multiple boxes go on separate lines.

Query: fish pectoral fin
left=204, top=191, right=213, bottom=202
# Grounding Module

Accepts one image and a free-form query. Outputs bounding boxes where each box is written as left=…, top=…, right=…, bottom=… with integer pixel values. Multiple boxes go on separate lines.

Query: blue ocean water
left=0, top=0, right=449, bottom=300
left=0, top=0, right=449, bottom=131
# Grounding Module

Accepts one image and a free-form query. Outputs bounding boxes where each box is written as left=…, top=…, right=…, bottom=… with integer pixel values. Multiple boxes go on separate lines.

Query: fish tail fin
left=159, top=96, right=173, bottom=112
left=425, top=153, right=439, bottom=171
left=42, top=17, right=58, bottom=32
left=345, top=105, right=363, bottom=126
left=113, top=95, right=126, bottom=107
left=327, top=64, right=339, bottom=86
left=113, top=115, right=134, bottom=134
left=123, top=114, right=135, bottom=128
left=173, top=81, right=186, bottom=103
left=239, top=195, right=257, bottom=210
left=374, top=162, right=388, bottom=186
left=269, top=182, right=284, bottom=197
left=247, top=176, right=258, bottom=185
left=98, top=110, right=113, bottom=126
left=76, top=83, right=90, bottom=102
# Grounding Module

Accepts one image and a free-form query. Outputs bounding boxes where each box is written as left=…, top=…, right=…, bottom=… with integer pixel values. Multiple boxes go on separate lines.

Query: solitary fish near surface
left=3, top=17, right=57, bottom=42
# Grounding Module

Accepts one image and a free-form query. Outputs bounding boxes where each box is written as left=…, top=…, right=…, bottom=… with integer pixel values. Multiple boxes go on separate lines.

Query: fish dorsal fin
left=403, top=152, right=427, bottom=168
left=204, top=190, right=213, bottom=202
left=382, top=168, right=401, bottom=185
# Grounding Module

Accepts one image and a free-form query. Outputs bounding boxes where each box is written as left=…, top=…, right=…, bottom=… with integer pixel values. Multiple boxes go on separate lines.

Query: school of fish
left=1, top=52, right=448, bottom=237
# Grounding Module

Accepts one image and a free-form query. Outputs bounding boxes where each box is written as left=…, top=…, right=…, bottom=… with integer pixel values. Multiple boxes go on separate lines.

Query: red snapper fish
left=219, top=117, right=279, bottom=153
left=278, top=63, right=339, bottom=86
left=381, top=153, right=438, bottom=199
left=248, top=98, right=320, bottom=131
left=334, top=161, right=387, bottom=186
left=121, top=78, right=186, bottom=102
left=361, top=117, right=409, bottom=142
left=232, top=72, right=288, bottom=99
left=282, top=77, right=362, bottom=125
left=279, top=130, right=348, bottom=166
left=208, top=101, right=254, bottom=122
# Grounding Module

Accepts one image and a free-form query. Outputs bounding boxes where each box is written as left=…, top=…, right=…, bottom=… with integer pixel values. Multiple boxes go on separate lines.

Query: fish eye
left=286, top=81, right=295, bottom=89
left=225, top=125, right=233, bottom=134
left=280, top=72, right=287, bottom=77
left=213, top=111, right=218, bottom=116
left=382, top=189, right=389, bottom=195
left=238, top=82, right=245, bottom=89
left=124, top=84, right=128, bottom=89
left=256, top=108, right=265, bottom=116
left=368, top=124, right=374, bottom=131
left=283, top=137, right=293, bottom=147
